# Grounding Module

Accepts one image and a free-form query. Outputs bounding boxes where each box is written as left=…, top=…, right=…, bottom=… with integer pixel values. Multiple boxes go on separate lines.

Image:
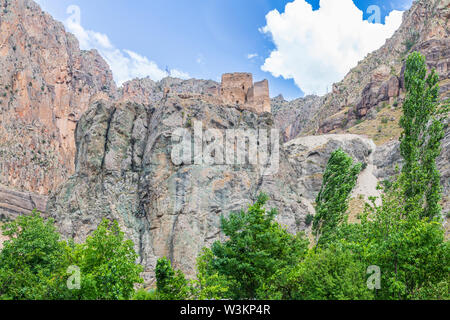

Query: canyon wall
left=0, top=0, right=116, bottom=218
left=0, top=0, right=449, bottom=281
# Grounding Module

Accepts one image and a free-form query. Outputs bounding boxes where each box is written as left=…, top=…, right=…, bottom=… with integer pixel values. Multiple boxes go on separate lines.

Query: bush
left=155, top=257, right=191, bottom=300
left=305, top=214, right=314, bottom=226
left=207, top=194, right=309, bottom=299
left=0, top=212, right=69, bottom=300
left=260, top=245, right=374, bottom=300
left=133, top=288, right=158, bottom=300
left=0, top=215, right=144, bottom=300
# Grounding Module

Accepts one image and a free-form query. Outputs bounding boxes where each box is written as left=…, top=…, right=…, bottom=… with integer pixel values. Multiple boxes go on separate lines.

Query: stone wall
left=220, top=73, right=270, bottom=114
left=220, top=73, right=253, bottom=105
left=248, top=79, right=270, bottom=113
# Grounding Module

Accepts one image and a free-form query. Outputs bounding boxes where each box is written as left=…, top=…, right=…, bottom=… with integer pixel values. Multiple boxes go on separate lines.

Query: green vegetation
left=0, top=52, right=448, bottom=300
left=313, top=148, right=361, bottom=246
left=0, top=215, right=143, bottom=300
left=305, top=213, right=314, bottom=226
left=206, top=194, right=309, bottom=299
left=403, top=31, right=419, bottom=53
left=400, top=52, right=446, bottom=219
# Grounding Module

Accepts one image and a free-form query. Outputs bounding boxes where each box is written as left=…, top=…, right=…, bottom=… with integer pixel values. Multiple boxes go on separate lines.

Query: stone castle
left=158, top=72, right=271, bottom=114
left=219, top=73, right=271, bottom=114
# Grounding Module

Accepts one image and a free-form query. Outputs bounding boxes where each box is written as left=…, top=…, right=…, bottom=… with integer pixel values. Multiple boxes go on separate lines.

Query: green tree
left=155, top=257, right=191, bottom=300
left=0, top=211, right=69, bottom=300
left=132, top=288, right=158, bottom=300
left=313, top=148, right=361, bottom=246
left=208, top=193, right=309, bottom=299
left=192, top=248, right=231, bottom=300
left=68, top=219, right=144, bottom=300
left=0, top=215, right=144, bottom=300
left=345, top=178, right=450, bottom=300
left=260, top=244, right=374, bottom=300
left=400, top=51, right=447, bottom=219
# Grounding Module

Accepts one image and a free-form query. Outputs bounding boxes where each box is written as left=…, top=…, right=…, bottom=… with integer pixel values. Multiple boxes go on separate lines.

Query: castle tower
left=220, top=73, right=270, bottom=114
left=220, top=73, right=253, bottom=105
left=247, top=79, right=270, bottom=113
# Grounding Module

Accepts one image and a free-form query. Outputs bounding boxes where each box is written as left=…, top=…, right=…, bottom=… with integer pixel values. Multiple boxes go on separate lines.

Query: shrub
left=305, top=214, right=314, bottom=226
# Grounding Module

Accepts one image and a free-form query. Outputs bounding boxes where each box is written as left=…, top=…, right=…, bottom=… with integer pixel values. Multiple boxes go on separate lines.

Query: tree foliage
left=0, top=212, right=69, bottom=300
left=207, top=193, right=309, bottom=299
left=400, top=51, right=446, bottom=219
left=68, top=219, right=144, bottom=300
left=260, top=244, right=374, bottom=300
left=313, top=148, right=361, bottom=245
left=155, top=257, right=191, bottom=300
left=0, top=215, right=143, bottom=300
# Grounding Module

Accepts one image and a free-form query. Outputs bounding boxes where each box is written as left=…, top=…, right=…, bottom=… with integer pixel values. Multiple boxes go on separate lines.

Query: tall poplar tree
left=399, top=51, right=447, bottom=219
left=313, top=148, right=361, bottom=246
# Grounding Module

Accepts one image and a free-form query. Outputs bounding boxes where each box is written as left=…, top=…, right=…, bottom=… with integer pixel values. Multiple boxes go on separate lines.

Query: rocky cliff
left=47, top=89, right=375, bottom=279
left=275, top=0, right=449, bottom=137
left=1, top=0, right=449, bottom=282
left=0, top=0, right=116, bottom=218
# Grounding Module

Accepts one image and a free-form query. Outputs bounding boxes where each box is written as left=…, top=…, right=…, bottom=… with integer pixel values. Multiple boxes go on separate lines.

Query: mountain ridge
left=0, top=0, right=448, bottom=278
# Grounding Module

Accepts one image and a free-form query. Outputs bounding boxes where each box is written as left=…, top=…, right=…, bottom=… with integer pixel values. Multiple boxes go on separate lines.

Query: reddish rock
left=0, top=0, right=117, bottom=196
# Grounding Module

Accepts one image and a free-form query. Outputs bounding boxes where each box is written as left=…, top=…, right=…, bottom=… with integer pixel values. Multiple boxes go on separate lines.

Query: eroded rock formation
left=47, top=91, right=375, bottom=280
left=0, top=0, right=116, bottom=211
left=0, top=0, right=116, bottom=218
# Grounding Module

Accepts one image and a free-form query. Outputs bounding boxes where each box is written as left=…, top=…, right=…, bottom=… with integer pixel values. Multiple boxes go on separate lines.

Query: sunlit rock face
left=2, top=0, right=450, bottom=282
left=47, top=85, right=375, bottom=281
left=0, top=0, right=116, bottom=200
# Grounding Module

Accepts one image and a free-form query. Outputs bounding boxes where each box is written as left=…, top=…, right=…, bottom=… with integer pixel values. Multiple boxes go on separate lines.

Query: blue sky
left=36, top=0, right=413, bottom=100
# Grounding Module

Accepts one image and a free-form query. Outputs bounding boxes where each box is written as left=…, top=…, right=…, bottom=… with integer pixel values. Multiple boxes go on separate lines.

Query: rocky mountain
left=275, top=0, right=449, bottom=138
left=46, top=90, right=376, bottom=279
left=0, top=0, right=116, bottom=218
left=274, top=0, right=450, bottom=215
left=0, top=0, right=449, bottom=280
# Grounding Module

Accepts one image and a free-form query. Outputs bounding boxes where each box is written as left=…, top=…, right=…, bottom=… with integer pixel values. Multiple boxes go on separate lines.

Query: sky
left=35, top=0, right=413, bottom=100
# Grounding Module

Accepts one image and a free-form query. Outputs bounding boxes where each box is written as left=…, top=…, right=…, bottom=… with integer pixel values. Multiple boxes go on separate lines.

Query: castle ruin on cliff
left=219, top=73, right=271, bottom=114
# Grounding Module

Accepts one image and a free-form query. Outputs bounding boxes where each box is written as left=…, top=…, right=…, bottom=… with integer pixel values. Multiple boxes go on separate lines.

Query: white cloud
left=64, top=5, right=189, bottom=86
left=247, top=53, right=258, bottom=59
left=169, top=69, right=191, bottom=79
left=260, top=0, right=403, bottom=95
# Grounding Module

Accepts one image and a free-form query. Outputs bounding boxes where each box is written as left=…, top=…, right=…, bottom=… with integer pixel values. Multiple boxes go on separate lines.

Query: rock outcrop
left=0, top=0, right=116, bottom=203
left=276, top=0, right=449, bottom=137
left=0, top=184, right=47, bottom=220
left=272, top=95, right=323, bottom=142
left=47, top=87, right=375, bottom=280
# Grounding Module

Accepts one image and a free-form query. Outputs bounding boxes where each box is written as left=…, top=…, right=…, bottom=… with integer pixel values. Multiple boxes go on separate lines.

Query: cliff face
left=275, top=0, right=449, bottom=137
left=1, top=0, right=449, bottom=281
left=47, top=89, right=375, bottom=280
left=0, top=0, right=116, bottom=207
